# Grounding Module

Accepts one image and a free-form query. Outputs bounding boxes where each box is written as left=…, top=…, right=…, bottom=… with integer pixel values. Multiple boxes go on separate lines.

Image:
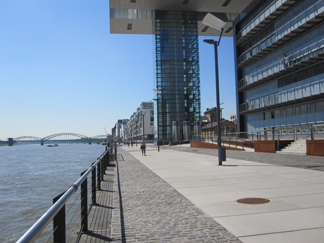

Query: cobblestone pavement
left=164, top=145, right=324, bottom=171
left=110, top=149, right=242, bottom=243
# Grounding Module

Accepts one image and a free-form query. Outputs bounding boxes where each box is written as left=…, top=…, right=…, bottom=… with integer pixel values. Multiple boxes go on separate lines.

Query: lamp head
left=153, top=89, right=161, bottom=94
left=202, top=13, right=226, bottom=31
left=203, top=39, right=215, bottom=45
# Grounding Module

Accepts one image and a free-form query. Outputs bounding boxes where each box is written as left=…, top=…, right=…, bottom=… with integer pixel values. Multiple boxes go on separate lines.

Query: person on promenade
left=131, top=140, right=133, bottom=147
left=141, top=138, right=146, bottom=156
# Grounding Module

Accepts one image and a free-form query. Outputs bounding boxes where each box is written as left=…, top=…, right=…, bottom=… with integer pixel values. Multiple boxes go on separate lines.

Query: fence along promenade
left=16, top=145, right=117, bottom=243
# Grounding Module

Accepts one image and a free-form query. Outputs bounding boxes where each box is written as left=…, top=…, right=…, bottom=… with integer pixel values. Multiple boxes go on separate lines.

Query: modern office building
left=235, top=0, right=324, bottom=135
left=110, top=0, right=254, bottom=142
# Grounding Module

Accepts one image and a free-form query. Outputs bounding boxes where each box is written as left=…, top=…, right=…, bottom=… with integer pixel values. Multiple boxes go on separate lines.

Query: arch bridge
left=14, top=136, right=42, bottom=141
left=12, top=133, right=108, bottom=145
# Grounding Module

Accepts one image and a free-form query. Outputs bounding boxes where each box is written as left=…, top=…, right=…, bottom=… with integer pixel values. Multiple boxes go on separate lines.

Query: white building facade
left=125, top=102, right=154, bottom=141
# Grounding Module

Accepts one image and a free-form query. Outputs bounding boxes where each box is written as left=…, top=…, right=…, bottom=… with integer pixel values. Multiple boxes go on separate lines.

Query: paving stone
left=109, top=149, right=242, bottom=242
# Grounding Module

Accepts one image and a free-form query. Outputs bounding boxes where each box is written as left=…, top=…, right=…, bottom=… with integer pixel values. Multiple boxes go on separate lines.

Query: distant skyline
left=0, top=0, right=236, bottom=140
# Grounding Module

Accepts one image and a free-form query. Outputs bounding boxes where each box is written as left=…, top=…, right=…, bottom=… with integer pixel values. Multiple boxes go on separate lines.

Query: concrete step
left=279, top=139, right=306, bottom=154
left=276, top=150, right=306, bottom=155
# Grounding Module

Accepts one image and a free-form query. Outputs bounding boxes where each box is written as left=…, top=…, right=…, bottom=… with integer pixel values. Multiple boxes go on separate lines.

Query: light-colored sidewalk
left=126, top=144, right=324, bottom=243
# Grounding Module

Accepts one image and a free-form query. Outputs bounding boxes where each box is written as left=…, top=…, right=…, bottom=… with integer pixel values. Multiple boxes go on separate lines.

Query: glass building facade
left=154, top=11, right=201, bottom=142
left=235, top=0, right=324, bottom=134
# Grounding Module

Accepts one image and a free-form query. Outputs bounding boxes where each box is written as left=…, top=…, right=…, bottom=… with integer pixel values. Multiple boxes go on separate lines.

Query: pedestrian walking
left=140, top=138, right=146, bottom=156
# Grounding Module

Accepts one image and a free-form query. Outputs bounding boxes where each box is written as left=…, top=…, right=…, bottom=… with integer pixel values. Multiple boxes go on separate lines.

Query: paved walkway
left=109, top=146, right=240, bottom=242
left=119, top=144, right=324, bottom=243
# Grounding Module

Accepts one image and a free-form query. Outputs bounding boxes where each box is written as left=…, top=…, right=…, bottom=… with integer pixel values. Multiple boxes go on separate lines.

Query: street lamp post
left=141, top=110, right=146, bottom=139
left=153, top=89, right=161, bottom=152
left=203, top=13, right=226, bottom=166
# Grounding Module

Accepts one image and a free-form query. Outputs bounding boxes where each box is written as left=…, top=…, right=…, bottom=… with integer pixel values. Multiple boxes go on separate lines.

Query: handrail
left=240, top=79, right=324, bottom=112
left=239, top=37, right=324, bottom=89
left=16, top=148, right=112, bottom=243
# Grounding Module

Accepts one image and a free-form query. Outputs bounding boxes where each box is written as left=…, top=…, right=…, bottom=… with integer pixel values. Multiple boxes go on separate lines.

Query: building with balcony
left=110, top=0, right=254, bottom=142
left=235, top=0, right=324, bottom=135
left=125, top=102, right=155, bottom=141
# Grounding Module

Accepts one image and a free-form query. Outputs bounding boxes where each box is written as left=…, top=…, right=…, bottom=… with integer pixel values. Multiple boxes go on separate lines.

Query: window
left=264, top=112, right=271, bottom=120
left=316, top=100, right=324, bottom=112
left=278, top=62, right=324, bottom=88
left=282, top=108, right=287, bottom=117
left=300, top=104, right=308, bottom=114
left=287, top=107, right=294, bottom=116
left=295, top=106, right=300, bottom=116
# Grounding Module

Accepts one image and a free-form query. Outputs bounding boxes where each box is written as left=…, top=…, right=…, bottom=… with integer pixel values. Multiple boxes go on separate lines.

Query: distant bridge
left=11, top=133, right=110, bottom=145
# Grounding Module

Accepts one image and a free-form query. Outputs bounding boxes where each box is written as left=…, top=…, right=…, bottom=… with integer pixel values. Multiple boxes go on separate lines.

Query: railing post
left=115, top=145, right=117, bottom=161
left=91, top=163, right=96, bottom=205
left=53, top=192, right=66, bottom=243
left=80, top=170, right=88, bottom=232
left=97, top=160, right=101, bottom=190
left=311, top=124, right=314, bottom=140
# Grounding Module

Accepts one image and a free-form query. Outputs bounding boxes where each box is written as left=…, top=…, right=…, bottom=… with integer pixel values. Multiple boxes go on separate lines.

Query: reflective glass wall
left=154, top=11, right=201, bottom=142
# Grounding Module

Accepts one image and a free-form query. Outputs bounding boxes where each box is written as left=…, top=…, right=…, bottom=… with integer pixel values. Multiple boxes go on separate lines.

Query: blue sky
left=0, top=0, right=236, bottom=140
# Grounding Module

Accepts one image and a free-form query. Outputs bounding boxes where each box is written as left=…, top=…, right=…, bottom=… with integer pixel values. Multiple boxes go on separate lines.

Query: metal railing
left=251, top=123, right=324, bottom=141
left=238, top=37, right=324, bottom=90
left=240, top=79, right=324, bottom=112
left=195, top=123, right=324, bottom=150
left=16, top=144, right=117, bottom=243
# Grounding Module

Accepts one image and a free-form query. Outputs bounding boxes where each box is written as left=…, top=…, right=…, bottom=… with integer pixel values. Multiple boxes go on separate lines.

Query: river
left=0, top=143, right=106, bottom=243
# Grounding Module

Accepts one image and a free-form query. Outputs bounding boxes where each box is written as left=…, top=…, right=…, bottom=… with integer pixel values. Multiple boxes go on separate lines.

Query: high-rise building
left=235, top=0, right=324, bottom=135
left=109, top=0, right=254, bottom=142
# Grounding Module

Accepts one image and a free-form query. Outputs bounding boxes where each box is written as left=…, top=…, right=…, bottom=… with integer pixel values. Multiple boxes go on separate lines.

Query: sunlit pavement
left=123, top=143, right=324, bottom=243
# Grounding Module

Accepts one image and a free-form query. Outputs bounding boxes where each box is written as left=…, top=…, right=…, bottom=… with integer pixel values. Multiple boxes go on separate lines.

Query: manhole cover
left=237, top=198, right=270, bottom=204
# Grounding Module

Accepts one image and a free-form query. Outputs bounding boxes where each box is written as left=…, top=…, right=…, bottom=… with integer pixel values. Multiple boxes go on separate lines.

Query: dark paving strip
left=78, top=163, right=116, bottom=243
left=163, top=146, right=324, bottom=172
left=109, top=148, right=242, bottom=243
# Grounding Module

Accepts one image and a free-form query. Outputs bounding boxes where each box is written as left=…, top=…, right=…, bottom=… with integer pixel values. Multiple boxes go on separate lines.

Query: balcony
left=239, top=79, right=324, bottom=114
left=238, top=37, right=324, bottom=91
left=238, top=0, right=324, bottom=68
left=236, top=0, right=299, bottom=46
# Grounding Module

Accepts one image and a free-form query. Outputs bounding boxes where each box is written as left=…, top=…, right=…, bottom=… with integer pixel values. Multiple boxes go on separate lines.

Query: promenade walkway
left=80, top=144, right=324, bottom=242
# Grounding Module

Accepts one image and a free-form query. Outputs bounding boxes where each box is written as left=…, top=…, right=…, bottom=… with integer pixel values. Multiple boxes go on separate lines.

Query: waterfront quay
left=80, top=144, right=324, bottom=243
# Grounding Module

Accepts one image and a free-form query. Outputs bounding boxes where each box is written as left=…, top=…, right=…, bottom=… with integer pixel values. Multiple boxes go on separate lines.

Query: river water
left=0, top=144, right=106, bottom=243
